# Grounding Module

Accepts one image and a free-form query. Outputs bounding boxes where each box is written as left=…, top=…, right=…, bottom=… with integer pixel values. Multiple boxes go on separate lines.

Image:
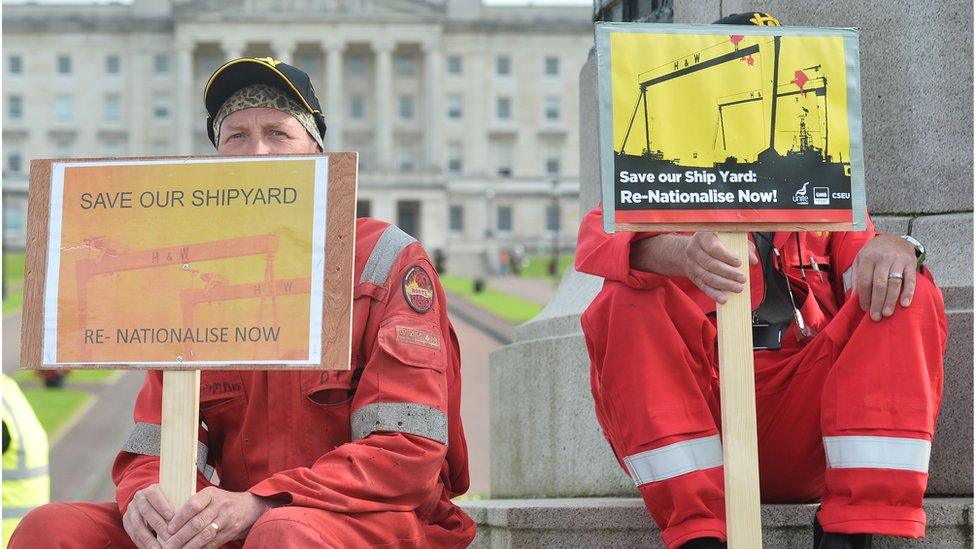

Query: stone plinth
left=461, top=498, right=974, bottom=548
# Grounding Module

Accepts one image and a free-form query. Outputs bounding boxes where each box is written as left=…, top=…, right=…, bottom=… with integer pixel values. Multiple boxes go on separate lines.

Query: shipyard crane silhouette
left=179, top=274, right=312, bottom=361
left=72, top=234, right=281, bottom=362
left=615, top=34, right=850, bottom=192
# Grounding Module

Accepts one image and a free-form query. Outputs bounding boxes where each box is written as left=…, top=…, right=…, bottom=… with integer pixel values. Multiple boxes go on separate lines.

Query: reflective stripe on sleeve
left=360, top=225, right=416, bottom=285
left=351, top=402, right=448, bottom=445
left=623, top=434, right=723, bottom=486
left=824, top=435, right=931, bottom=473
left=121, top=422, right=217, bottom=482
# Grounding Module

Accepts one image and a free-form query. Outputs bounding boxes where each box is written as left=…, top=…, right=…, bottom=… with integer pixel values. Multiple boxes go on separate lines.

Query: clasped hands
left=123, top=484, right=277, bottom=549
left=639, top=232, right=917, bottom=320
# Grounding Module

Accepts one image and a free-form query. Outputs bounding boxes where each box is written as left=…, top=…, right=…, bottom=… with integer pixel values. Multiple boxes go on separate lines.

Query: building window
left=153, top=93, right=171, bottom=121
left=106, top=55, right=121, bottom=75
left=496, top=142, right=513, bottom=178
left=350, top=94, right=365, bottom=120
left=154, top=54, right=170, bottom=75
left=54, top=138, right=73, bottom=158
left=545, top=56, right=560, bottom=76
left=3, top=202, right=25, bottom=234
left=55, top=94, right=73, bottom=123
left=495, top=55, right=511, bottom=76
left=447, top=141, right=463, bottom=175
left=447, top=55, right=462, bottom=75
left=398, top=95, right=414, bottom=120
left=104, top=138, right=126, bottom=157
left=104, top=94, right=122, bottom=123
left=57, top=54, right=72, bottom=75
left=496, top=96, right=512, bottom=122
left=545, top=157, right=561, bottom=178
left=199, top=53, right=219, bottom=78
left=296, top=53, right=318, bottom=73
left=546, top=205, right=560, bottom=232
left=397, top=148, right=416, bottom=172
left=544, top=96, right=561, bottom=122
left=8, top=55, right=23, bottom=75
left=449, top=205, right=464, bottom=232
left=395, top=53, right=415, bottom=77
left=356, top=199, right=371, bottom=218
left=6, top=152, right=23, bottom=174
left=447, top=94, right=463, bottom=120
left=497, top=206, right=513, bottom=233
left=8, top=95, right=23, bottom=120
left=348, top=54, right=366, bottom=76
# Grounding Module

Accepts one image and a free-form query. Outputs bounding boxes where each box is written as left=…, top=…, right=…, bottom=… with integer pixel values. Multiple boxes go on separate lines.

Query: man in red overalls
left=11, top=57, right=476, bottom=549
left=576, top=13, right=947, bottom=549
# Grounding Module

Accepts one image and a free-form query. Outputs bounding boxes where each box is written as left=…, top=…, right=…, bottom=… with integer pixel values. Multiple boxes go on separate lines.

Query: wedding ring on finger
left=887, top=272, right=904, bottom=281
left=209, top=522, right=220, bottom=533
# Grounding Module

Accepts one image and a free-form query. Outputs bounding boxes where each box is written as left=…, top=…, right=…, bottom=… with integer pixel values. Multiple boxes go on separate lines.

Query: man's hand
left=681, top=232, right=759, bottom=304
left=163, top=487, right=275, bottom=549
left=122, top=484, right=174, bottom=549
left=851, top=234, right=918, bottom=321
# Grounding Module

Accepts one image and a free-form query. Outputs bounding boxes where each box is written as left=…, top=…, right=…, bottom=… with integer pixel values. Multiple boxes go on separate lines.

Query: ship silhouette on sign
left=615, top=34, right=851, bottom=208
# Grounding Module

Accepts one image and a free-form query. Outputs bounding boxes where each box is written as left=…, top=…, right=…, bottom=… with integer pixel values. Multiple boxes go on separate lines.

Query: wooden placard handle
left=715, top=232, right=763, bottom=548
left=159, top=370, right=201, bottom=509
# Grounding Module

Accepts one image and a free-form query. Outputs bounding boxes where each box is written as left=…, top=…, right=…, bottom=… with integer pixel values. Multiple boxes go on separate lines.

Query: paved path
left=450, top=311, right=499, bottom=497
left=487, top=276, right=559, bottom=307
left=3, top=313, right=23, bottom=374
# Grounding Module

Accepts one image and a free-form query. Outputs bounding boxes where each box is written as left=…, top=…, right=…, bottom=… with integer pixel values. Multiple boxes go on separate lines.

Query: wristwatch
left=900, top=235, right=926, bottom=271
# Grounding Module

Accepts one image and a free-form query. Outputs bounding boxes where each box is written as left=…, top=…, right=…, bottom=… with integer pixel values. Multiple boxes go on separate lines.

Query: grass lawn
left=441, top=275, right=543, bottom=324
left=21, top=387, right=93, bottom=440
left=13, top=369, right=122, bottom=386
left=3, top=251, right=26, bottom=315
left=520, top=254, right=575, bottom=280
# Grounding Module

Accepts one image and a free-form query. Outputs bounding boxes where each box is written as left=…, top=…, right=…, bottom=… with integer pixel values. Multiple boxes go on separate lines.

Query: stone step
left=459, top=497, right=973, bottom=548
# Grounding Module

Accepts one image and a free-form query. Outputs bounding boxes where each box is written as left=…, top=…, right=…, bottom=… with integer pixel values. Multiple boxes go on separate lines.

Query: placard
left=21, top=154, right=357, bottom=369
left=596, top=23, right=867, bottom=233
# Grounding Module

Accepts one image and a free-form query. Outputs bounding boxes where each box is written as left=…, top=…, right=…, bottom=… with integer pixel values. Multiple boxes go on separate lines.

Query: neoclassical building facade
left=2, top=0, right=593, bottom=275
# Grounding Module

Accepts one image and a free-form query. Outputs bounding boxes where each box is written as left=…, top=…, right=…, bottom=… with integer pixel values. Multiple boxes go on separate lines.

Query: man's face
left=216, top=107, right=320, bottom=156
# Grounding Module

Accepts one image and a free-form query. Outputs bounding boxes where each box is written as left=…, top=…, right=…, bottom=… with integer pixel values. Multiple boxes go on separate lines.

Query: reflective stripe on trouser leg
left=623, top=434, right=723, bottom=486
left=121, top=422, right=217, bottom=481
left=823, top=435, right=931, bottom=473
left=350, top=403, right=448, bottom=445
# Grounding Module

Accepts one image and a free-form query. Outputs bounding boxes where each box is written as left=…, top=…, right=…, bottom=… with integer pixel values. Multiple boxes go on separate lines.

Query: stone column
left=422, top=41, right=443, bottom=172
left=175, top=44, right=194, bottom=155
left=222, top=39, right=246, bottom=61
left=325, top=41, right=346, bottom=151
left=272, top=40, right=295, bottom=65
left=373, top=40, right=394, bottom=170
left=127, top=46, right=148, bottom=154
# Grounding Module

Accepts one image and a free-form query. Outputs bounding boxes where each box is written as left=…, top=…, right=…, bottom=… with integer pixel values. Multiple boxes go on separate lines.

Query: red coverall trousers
left=582, top=275, right=947, bottom=549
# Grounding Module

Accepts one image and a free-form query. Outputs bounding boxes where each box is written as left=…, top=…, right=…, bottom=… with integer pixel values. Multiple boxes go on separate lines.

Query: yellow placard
left=43, top=157, right=328, bottom=365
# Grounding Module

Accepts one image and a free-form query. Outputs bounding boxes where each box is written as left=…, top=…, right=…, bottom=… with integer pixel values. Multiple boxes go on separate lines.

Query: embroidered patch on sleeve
left=396, top=325, right=442, bottom=349
left=402, top=265, right=435, bottom=314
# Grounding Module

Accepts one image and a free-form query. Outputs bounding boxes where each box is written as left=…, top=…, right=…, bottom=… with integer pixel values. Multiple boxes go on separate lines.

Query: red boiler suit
left=10, top=218, right=476, bottom=548
left=576, top=206, right=947, bottom=549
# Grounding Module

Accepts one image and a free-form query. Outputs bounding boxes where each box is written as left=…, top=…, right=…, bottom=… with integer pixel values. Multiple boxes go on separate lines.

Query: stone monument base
left=460, top=498, right=974, bottom=548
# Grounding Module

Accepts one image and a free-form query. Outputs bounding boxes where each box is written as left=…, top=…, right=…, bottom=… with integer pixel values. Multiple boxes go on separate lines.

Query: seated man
left=576, top=13, right=947, bottom=549
left=11, top=57, right=476, bottom=549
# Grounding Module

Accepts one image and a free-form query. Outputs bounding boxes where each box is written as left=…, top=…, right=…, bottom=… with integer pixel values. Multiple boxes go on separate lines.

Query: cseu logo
left=793, top=182, right=810, bottom=205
